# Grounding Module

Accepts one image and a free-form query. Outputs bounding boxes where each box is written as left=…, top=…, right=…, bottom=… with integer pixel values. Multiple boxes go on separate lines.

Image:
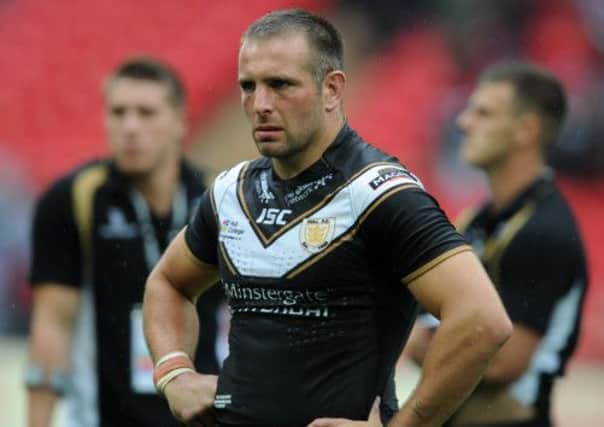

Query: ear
left=322, top=70, right=346, bottom=113
left=516, top=112, right=541, bottom=149
left=174, top=107, right=188, bottom=140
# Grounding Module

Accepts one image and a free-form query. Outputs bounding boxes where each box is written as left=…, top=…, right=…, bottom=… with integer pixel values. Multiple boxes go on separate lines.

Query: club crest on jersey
left=300, top=217, right=336, bottom=253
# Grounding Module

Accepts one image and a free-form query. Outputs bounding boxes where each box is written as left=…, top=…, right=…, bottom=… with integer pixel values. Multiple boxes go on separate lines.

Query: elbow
left=482, top=309, right=513, bottom=352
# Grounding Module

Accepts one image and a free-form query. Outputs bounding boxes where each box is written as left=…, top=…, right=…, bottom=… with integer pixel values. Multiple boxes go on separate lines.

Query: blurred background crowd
left=1, top=0, right=603, bottom=424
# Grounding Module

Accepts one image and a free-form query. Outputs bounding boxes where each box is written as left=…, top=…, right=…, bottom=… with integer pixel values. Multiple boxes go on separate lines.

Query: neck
left=486, top=153, right=546, bottom=212
left=273, top=116, right=344, bottom=180
left=131, top=160, right=180, bottom=218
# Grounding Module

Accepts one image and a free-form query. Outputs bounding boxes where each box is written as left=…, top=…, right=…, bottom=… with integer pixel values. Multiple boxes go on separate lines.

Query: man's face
left=238, top=32, right=326, bottom=159
left=457, top=82, right=521, bottom=170
left=105, top=78, right=184, bottom=176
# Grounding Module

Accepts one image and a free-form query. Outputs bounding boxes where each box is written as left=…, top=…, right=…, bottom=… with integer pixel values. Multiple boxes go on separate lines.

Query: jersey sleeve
left=360, top=187, right=470, bottom=285
left=497, top=221, right=584, bottom=334
left=29, top=178, right=83, bottom=288
left=185, top=187, right=219, bottom=265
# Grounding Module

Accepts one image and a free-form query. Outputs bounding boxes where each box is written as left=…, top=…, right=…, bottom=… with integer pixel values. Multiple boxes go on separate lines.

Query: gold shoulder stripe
left=72, top=164, right=108, bottom=269
left=401, top=245, right=472, bottom=285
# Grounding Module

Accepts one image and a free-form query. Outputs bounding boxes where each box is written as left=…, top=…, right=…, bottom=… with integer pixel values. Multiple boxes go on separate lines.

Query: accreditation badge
left=130, top=304, right=155, bottom=393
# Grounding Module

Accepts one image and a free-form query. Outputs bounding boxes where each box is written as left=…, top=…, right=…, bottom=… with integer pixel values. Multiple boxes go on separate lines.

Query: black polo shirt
left=30, top=159, right=222, bottom=427
left=458, top=172, right=588, bottom=424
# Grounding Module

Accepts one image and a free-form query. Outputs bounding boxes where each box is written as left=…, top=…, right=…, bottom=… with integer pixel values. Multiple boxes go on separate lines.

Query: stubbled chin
left=256, top=142, right=289, bottom=158
left=114, top=157, right=153, bottom=175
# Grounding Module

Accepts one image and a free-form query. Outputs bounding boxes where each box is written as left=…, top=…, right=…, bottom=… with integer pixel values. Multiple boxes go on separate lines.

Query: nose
left=252, top=86, right=273, bottom=116
left=456, top=108, right=471, bottom=133
left=121, top=111, right=142, bottom=133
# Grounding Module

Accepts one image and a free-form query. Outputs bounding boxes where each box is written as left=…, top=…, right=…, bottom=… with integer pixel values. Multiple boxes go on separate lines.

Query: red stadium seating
left=0, top=0, right=330, bottom=188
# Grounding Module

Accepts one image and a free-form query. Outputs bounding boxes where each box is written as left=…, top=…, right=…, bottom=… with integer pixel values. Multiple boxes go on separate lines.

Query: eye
left=239, top=80, right=255, bottom=93
left=268, top=78, right=291, bottom=89
left=110, top=106, right=125, bottom=117
left=475, top=106, right=491, bottom=118
left=138, top=106, right=156, bottom=118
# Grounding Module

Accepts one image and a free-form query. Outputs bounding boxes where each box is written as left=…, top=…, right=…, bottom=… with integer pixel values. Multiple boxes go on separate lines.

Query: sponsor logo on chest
left=284, top=173, right=334, bottom=206
left=255, top=170, right=275, bottom=204
left=256, top=208, right=293, bottom=226
left=219, top=219, right=246, bottom=241
left=99, top=207, right=138, bottom=239
left=369, top=167, right=417, bottom=190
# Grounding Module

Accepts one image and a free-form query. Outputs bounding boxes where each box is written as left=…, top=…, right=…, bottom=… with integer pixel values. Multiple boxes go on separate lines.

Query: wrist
left=153, top=351, right=196, bottom=397
left=25, top=362, right=72, bottom=396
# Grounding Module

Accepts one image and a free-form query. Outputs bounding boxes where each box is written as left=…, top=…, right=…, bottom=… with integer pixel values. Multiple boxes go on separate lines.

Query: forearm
left=27, top=286, right=79, bottom=427
left=143, top=270, right=200, bottom=363
left=28, top=390, right=58, bottom=427
left=389, top=311, right=510, bottom=426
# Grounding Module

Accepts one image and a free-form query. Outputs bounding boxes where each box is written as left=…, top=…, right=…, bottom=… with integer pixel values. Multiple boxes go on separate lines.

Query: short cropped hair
left=106, top=57, right=185, bottom=108
left=242, top=8, right=344, bottom=85
left=479, top=62, right=567, bottom=149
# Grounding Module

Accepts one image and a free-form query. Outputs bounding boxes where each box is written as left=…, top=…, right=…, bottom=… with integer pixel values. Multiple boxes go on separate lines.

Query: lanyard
left=129, top=184, right=188, bottom=271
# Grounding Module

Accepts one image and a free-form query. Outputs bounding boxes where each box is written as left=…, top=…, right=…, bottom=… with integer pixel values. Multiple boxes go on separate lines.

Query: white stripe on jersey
left=212, top=162, right=421, bottom=278
left=510, top=280, right=583, bottom=405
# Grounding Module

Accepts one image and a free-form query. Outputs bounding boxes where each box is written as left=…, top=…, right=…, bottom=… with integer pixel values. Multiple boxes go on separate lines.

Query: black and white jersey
left=458, top=172, right=588, bottom=424
left=186, top=125, right=469, bottom=426
left=30, top=159, right=222, bottom=427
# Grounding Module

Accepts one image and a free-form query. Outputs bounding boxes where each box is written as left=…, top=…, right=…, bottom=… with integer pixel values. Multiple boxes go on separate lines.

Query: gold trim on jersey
left=72, top=164, right=109, bottom=272
left=218, top=242, right=237, bottom=276
left=239, top=161, right=409, bottom=247
left=482, top=203, right=536, bottom=285
left=401, top=245, right=473, bottom=285
left=208, top=182, right=218, bottom=224
left=286, top=184, right=417, bottom=279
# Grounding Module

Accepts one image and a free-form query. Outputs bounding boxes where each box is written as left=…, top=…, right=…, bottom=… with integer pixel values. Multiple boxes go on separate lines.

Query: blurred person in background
left=143, top=8, right=512, bottom=427
left=406, top=62, right=588, bottom=427
left=0, top=148, right=32, bottom=335
left=26, top=57, right=223, bottom=427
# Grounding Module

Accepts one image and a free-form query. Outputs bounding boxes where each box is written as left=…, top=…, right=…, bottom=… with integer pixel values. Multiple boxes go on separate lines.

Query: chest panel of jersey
left=215, top=161, right=420, bottom=280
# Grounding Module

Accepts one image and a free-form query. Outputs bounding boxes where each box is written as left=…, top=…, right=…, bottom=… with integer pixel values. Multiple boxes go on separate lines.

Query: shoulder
left=181, top=160, right=207, bottom=195
left=210, top=160, right=252, bottom=201
left=325, top=127, right=402, bottom=178
left=506, top=187, right=586, bottom=273
left=525, top=187, right=583, bottom=247
left=333, top=134, right=426, bottom=217
left=36, top=159, right=108, bottom=210
left=346, top=163, right=425, bottom=221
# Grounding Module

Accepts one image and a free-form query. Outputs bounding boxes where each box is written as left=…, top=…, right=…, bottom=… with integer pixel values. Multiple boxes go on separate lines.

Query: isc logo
left=256, top=208, right=292, bottom=225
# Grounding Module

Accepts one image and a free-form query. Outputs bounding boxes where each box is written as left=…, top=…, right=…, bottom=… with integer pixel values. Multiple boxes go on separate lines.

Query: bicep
left=151, top=228, right=219, bottom=301
left=407, top=250, right=502, bottom=321
left=30, top=182, right=82, bottom=287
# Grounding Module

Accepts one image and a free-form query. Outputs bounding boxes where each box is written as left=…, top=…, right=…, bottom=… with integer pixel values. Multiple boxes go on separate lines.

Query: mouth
left=254, top=126, right=283, bottom=142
